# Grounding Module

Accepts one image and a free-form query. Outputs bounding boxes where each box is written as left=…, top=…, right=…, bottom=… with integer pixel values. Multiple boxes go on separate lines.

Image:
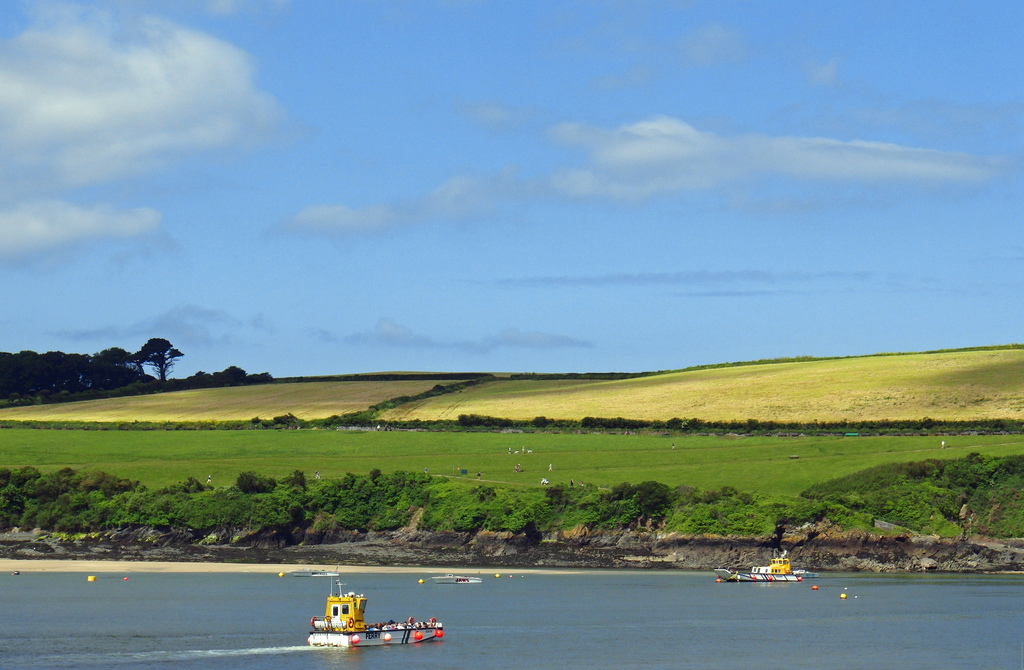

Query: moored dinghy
left=308, top=580, right=445, bottom=647
left=430, top=574, right=482, bottom=584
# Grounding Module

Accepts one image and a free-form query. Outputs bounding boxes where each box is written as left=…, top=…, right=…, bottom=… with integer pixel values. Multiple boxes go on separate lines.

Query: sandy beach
left=0, top=558, right=580, bottom=575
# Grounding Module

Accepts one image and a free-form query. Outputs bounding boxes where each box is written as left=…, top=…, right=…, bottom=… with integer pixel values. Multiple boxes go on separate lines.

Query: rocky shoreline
left=5, top=523, right=1024, bottom=573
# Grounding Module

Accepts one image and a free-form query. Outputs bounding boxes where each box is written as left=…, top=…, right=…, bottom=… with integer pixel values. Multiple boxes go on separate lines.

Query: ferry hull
left=308, top=627, right=443, bottom=647
left=715, top=569, right=803, bottom=583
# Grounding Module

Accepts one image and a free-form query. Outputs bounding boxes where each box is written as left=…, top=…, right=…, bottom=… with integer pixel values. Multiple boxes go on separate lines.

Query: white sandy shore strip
left=0, top=559, right=584, bottom=575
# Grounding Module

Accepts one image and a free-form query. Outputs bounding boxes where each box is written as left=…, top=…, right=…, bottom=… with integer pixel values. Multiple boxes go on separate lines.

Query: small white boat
left=290, top=570, right=341, bottom=577
left=308, top=580, right=445, bottom=647
left=430, top=574, right=482, bottom=584
left=714, top=551, right=817, bottom=583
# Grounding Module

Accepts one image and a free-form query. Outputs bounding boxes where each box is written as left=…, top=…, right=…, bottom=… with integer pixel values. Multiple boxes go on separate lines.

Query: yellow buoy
left=418, top=578, right=424, bottom=584
left=87, top=575, right=96, bottom=582
left=494, top=573, right=501, bottom=578
left=278, top=572, right=285, bottom=577
left=840, top=592, right=847, bottom=599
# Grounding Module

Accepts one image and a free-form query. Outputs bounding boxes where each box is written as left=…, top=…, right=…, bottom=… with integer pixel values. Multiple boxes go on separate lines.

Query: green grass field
left=3, top=428, right=1023, bottom=496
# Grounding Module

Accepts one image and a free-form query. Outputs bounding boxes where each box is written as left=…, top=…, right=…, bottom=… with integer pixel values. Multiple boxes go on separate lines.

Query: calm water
left=2, top=568, right=1024, bottom=669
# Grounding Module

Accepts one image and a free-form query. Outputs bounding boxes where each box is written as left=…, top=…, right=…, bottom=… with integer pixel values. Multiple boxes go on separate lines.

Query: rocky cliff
left=5, top=522, right=1024, bottom=573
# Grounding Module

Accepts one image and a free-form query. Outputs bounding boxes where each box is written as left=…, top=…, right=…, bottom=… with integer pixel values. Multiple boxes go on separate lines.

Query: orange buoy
left=812, top=585, right=819, bottom=590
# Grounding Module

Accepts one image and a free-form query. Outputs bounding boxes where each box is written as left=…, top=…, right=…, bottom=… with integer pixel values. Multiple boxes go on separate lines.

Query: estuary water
left=2, top=569, right=1024, bottom=669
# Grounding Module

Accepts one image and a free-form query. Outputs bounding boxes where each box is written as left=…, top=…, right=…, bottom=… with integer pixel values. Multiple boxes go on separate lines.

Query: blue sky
left=1, top=0, right=1022, bottom=377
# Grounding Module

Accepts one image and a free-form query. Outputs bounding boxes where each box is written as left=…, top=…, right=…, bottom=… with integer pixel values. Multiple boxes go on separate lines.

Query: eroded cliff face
left=5, top=521, right=1024, bottom=572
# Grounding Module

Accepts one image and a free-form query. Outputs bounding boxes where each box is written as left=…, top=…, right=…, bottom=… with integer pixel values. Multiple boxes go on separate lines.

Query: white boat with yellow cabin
left=307, top=580, right=445, bottom=647
left=714, top=552, right=817, bottom=582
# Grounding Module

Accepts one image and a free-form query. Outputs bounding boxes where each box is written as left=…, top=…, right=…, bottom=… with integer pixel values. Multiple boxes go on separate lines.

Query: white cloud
left=548, top=116, right=1007, bottom=199
left=0, top=200, right=160, bottom=260
left=0, top=11, right=283, bottom=192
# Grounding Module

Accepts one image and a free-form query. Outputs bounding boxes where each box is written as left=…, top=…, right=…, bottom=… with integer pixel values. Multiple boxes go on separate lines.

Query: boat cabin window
left=342, top=604, right=350, bottom=615
left=331, top=605, right=340, bottom=617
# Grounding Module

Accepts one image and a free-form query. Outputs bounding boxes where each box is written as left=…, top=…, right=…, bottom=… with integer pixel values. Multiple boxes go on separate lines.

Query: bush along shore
left=5, top=452, right=1024, bottom=572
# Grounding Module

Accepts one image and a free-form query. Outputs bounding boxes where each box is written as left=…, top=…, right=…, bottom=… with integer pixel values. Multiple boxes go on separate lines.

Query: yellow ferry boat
left=714, top=551, right=817, bottom=582
left=307, top=580, right=445, bottom=647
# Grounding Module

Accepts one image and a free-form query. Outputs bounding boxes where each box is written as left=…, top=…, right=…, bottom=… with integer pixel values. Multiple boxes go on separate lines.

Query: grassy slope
left=383, top=349, right=1024, bottom=422
left=2, top=428, right=1023, bottom=496
left=0, top=381, right=443, bottom=422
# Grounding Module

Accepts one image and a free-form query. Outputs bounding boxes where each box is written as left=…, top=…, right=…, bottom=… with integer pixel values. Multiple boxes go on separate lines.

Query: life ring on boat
left=310, top=617, right=316, bottom=628
left=429, top=617, right=436, bottom=624
left=347, top=617, right=355, bottom=629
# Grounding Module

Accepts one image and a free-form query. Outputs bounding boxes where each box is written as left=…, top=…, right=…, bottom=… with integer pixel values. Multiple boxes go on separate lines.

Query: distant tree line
left=0, top=338, right=272, bottom=408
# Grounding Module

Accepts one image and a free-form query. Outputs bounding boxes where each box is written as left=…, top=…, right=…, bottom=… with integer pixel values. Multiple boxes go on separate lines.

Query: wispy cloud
left=456, top=328, right=592, bottom=354
left=804, top=58, right=840, bottom=86
left=326, top=318, right=591, bottom=353
left=548, top=116, right=1007, bottom=199
left=343, top=318, right=441, bottom=348
left=53, top=304, right=264, bottom=348
left=202, top=0, right=291, bottom=16
left=497, top=270, right=874, bottom=289
left=284, top=115, right=1010, bottom=236
left=682, top=23, right=746, bottom=66
left=458, top=100, right=542, bottom=132
left=286, top=167, right=525, bottom=234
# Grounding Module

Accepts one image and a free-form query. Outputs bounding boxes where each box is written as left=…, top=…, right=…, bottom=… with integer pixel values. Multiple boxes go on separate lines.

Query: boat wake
left=16, top=645, right=315, bottom=667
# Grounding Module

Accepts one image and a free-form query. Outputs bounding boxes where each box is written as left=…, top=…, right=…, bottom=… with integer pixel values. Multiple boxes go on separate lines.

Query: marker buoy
left=715, top=577, right=722, bottom=583
left=278, top=572, right=284, bottom=577
left=418, top=578, right=424, bottom=584
left=811, top=585, right=818, bottom=590
left=87, top=575, right=96, bottom=582
left=123, top=577, right=129, bottom=581
left=840, top=592, right=847, bottom=599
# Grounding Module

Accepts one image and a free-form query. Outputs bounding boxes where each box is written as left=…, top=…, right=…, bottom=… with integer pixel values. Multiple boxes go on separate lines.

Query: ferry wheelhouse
left=308, top=581, right=445, bottom=647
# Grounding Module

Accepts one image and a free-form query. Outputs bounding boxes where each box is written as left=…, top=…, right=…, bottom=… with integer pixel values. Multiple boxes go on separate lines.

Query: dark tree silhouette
left=135, top=338, right=183, bottom=382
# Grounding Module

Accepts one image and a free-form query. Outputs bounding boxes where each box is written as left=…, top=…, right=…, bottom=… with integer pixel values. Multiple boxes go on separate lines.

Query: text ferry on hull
left=308, top=580, right=445, bottom=647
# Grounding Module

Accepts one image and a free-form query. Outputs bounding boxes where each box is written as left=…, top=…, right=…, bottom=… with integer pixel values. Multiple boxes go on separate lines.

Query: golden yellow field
left=381, top=349, right=1024, bottom=422
left=3, top=348, right=1023, bottom=423
left=0, top=381, right=442, bottom=422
